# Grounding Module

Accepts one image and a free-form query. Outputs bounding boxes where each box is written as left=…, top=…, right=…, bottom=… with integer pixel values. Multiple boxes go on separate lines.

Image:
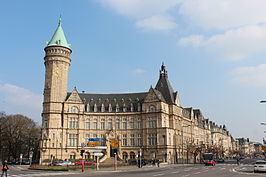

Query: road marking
left=153, top=173, right=164, bottom=176
left=194, top=172, right=201, bottom=175
left=171, top=171, right=179, bottom=174
left=181, top=175, right=190, bottom=177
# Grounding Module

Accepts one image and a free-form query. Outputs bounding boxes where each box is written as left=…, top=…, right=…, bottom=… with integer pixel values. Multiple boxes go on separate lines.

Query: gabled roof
left=155, top=64, right=175, bottom=104
left=46, top=17, right=71, bottom=49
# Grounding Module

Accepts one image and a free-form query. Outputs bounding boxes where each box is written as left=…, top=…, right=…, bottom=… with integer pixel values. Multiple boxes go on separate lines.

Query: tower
left=43, top=17, right=71, bottom=126
left=41, top=18, right=71, bottom=161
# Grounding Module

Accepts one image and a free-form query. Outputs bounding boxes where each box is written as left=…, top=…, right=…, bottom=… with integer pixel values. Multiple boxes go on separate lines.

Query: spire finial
left=160, top=62, right=168, bottom=78
left=58, top=15, right=62, bottom=26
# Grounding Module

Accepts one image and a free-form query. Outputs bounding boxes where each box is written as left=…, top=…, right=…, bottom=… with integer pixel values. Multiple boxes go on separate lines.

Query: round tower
left=42, top=17, right=71, bottom=127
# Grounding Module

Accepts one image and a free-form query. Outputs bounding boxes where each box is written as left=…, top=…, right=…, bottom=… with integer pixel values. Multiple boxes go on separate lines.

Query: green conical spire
left=46, top=17, right=71, bottom=49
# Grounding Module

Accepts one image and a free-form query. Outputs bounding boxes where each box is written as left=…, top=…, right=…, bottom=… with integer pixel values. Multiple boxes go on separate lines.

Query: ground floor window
left=122, top=152, right=128, bottom=161
left=70, top=154, right=76, bottom=159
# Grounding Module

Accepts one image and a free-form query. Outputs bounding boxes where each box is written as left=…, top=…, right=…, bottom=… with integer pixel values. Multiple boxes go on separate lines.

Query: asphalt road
left=5, top=159, right=266, bottom=177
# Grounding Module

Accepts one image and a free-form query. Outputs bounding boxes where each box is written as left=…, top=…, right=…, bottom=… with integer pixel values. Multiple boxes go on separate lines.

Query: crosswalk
left=6, top=172, right=78, bottom=177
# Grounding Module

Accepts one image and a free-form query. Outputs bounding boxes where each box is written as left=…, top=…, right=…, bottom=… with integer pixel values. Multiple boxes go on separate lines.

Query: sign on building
left=110, top=140, right=119, bottom=147
left=88, top=138, right=101, bottom=146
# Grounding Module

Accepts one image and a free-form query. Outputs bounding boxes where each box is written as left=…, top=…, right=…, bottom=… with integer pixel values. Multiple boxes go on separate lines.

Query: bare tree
left=0, top=114, right=41, bottom=161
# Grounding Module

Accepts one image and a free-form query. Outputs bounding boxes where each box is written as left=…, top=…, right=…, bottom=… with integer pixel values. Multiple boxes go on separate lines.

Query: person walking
left=1, top=160, right=9, bottom=177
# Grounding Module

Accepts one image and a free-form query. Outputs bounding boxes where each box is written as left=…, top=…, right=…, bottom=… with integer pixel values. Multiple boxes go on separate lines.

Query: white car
left=254, top=160, right=266, bottom=172
left=56, top=161, right=74, bottom=166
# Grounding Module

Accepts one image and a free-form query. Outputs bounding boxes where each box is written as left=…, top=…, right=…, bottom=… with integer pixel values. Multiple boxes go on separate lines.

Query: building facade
left=40, top=19, right=234, bottom=164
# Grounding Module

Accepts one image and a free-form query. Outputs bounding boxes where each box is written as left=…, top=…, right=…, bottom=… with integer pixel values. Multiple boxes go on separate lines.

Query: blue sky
left=1, top=0, right=266, bottom=142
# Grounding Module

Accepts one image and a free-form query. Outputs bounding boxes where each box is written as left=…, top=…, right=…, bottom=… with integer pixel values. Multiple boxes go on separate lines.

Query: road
left=5, top=159, right=266, bottom=177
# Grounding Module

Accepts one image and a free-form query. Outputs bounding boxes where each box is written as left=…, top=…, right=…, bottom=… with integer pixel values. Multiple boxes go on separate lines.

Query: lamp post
left=182, top=124, right=191, bottom=164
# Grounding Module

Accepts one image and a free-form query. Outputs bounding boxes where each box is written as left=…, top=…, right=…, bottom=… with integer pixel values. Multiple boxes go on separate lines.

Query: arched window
left=149, top=105, right=156, bottom=112
left=70, top=106, right=79, bottom=113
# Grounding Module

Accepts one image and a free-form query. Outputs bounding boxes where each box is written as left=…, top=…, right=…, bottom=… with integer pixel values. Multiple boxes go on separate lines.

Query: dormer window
left=94, top=104, right=97, bottom=112
left=137, top=103, right=141, bottom=112
left=101, top=104, right=105, bottom=112
left=149, top=105, right=156, bottom=112
left=130, top=103, right=134, bottom=112
left=123, top=104, right=126, bottom=112
left=108, top=104, right=112, bottom=112
left=70, top=106, right=79, bottom=113
left=116, top=104, right=119, bottom=112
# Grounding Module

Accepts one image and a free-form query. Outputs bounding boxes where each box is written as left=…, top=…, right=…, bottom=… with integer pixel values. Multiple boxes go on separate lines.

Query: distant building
left=40, top=18, right=234, bottom=164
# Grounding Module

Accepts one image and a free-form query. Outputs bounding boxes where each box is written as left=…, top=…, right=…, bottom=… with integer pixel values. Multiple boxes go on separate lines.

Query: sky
left=1, top=0, right=266, bottom=142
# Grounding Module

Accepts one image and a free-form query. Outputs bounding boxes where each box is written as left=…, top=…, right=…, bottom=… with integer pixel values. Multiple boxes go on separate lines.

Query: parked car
left=55, top=161, right=74, bottom=166
left=75, top=160, right=96, bottom=165
left=204, top=160, right=216, bottom=166
left=254, top=160, right=266, bottom=173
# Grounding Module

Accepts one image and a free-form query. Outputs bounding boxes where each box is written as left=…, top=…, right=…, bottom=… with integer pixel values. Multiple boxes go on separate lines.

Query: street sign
left=110, top=140, right=119, bottom=147
left=94, top=146, right=107, bottom=149
left=94, top=152, right=104, bottom=156
left=88, top=150, right=102, bottom=153
left=88, top=138, right=101, bottom=142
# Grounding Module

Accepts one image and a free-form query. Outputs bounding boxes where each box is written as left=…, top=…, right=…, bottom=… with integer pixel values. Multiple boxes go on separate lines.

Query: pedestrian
left=1, top=160, right=9, bottom=177
left=156, top=159, right=160, bottom=167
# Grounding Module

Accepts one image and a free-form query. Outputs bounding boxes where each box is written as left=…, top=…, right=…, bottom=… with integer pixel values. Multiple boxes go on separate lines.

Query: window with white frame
left=115, top=119, right=120, bottom=129
left=68, top=134, right=78, bottom=146
left=122, top=118, right=127, bottom=129
left=137, top=118, right=142, bottom=129
left=148, top=133, right=157, bottom=146
left=130, top=134, right=135, bottom=146
left=122, top=134, right=127, bottom=146
left=100, top=119, right=105, bottom=129
left=137, top=134, right=142, bottom=146
left=108, top=119, right=112, bottom=130
left=129, top=118, right=134, bottom=129
left=69, top=118, right=79, bottom=129
left=148, top=118, right=157, bottom=128
left=85, top=119, right=90, bottom=129
left=93, top=119, right=98, bottom=129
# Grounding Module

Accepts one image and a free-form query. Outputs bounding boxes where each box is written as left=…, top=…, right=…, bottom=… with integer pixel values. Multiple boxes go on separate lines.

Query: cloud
left=96, top=0, right=266, bottom=59
left=136, top=15, right=177, bottom=32
left=179, top=0, right=266, bottom=30
left=0, top=83, right=42, bottom=120
left=96, top=0, right=180, bottom=31
left=132, top=68, right=146, bottom=74
left=97, top=0, right=181, bottom=19
left=232, top=64, right=266, bottom=87
left=178, top=25, right=266, bottom=61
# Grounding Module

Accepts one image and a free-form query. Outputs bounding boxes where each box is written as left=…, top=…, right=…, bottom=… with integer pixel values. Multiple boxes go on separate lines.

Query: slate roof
left=155, top=64, right=175, bottom=104
left=67, top=92, right=148, bottom=112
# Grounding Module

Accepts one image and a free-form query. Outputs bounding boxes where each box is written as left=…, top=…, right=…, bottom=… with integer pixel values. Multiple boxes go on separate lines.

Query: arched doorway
left=130, top=152, right=135, bottom=159
left=122, top=152, right=128, bottom=162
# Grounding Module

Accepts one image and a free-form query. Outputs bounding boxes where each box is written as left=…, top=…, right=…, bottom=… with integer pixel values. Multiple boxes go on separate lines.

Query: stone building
left=40, top=19, right=234, bottom=164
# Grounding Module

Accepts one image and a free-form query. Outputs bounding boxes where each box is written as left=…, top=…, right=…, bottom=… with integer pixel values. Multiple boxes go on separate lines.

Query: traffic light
left=80, top=150, right=85, bottom=157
